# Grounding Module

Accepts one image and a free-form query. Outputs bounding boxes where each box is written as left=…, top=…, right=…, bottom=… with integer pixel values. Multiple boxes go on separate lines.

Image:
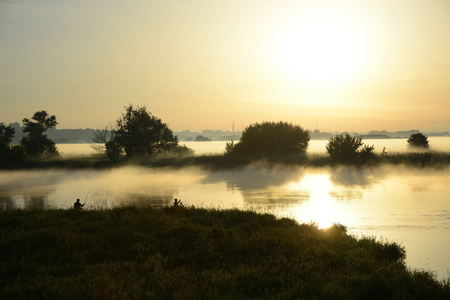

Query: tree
left=21, top=111, right=59, bottom=156
left=0, top=123, right=27, bottom=164
left=0, top=123, right=15, bottom=145
left=326, top=133, right=375, bottom=164
left=407, top=133, right=429, bottom=149
left=225, top=121, right=310, bottom=157
left=92, top=127, right=124, bottom=161
left=194, top=135, right=212, bottom=142
left=109, top=105, right=184, bottom=158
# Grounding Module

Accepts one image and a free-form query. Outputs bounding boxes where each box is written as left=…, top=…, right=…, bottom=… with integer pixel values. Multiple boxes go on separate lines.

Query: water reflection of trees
left=23, top=187, right=54, bottom=209
left=204, top=166, right=386, bottom=191
left=202, top=165, right=384, bottom=205
left=108, top=186, right=176, bottom=208
left=329, top=191, right=363, bottom=201
left=240, top=190, right=310, bottom=205
left=202, top=165, right=304, bottom=190
left=0, top=186, right=54, bottom=209
left=0, top=194, right=15, bottom=209
left=115, top=194, right=173, bottom=207
left=329, top=167, right=384, bottom=187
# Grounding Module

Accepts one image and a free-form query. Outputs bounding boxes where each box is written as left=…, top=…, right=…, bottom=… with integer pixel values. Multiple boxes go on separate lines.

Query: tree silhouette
left=407, top=133, right=429, bottom=149
left=326, top=133, right=375, bottom=164
left=226, top=121, right=310, bottom=157
left=103, top=105, right=190, bottom=158
left=0, top=123, right=27, bottom=164
left=92, top=127, right=123, bottom=161
left=21, top=111, right=58, bottom=156
left=0, top=123, right=15, bottom=145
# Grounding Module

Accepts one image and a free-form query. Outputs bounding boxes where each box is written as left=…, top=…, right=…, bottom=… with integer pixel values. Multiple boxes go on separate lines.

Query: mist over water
left=1, top=164, right=449, bottom=279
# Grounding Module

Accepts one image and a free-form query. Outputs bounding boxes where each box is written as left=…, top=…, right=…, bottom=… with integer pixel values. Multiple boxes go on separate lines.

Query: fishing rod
left=83, top=189, right=91, bottom=205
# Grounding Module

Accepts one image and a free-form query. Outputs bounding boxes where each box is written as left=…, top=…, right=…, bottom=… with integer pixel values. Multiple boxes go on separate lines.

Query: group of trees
left=1, top=105, right=192, bottom=164
left=93, top=105, right=192, bottom=161
left=1, top=110, right=59, bottom=164
left=1, top=104, right=432, bottom=165
left=226, top=122, right=430, bottom=165
left=225, top=122, right=376, bottom=164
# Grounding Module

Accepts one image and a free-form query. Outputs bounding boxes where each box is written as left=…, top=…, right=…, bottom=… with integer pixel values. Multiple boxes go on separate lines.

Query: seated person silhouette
left=74, top=199, right=85, bottom=209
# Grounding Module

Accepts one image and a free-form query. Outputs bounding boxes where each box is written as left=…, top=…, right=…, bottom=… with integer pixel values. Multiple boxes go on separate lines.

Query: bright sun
left=268, top=10, right=369, bottom=86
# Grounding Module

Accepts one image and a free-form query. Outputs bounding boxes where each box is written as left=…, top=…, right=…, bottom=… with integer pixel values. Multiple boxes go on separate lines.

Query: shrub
left=326, top=133, right=376, bottom=164
left=226, top=121, right=310, bottom=157
left=407, top=133, right=429, bottom=149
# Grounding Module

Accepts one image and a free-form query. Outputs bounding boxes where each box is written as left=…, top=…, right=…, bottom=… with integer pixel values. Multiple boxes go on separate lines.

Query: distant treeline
left=7, top=122, right=449, bottom=144
left=7, top=123, right=241, bottom=144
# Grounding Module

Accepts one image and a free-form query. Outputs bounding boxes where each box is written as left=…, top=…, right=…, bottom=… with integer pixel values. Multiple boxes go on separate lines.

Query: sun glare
left=288, top=173, right=342, bottom=229
left=268, top=10, right=369, bottom=87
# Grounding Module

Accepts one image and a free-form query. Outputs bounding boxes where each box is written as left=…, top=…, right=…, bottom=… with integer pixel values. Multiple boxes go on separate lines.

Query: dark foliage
left=226, top=121, right=310, bottom=157
left=21, top=111, right=58, bottom=156
left=326, top=133, right=376, bottom=164
left=194, top=135, right=212, bottom=141
left=0, top=123, right=27, bottom=165
left=407, top=133, right=430, bottom=149
left=92, top=128, right=123, bottom=161
left=112, top=105, right=180, bottom=157
left=0, top=123, right=15, bottom=145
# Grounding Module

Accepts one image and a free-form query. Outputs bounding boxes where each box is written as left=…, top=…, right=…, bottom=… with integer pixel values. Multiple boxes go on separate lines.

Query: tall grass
left=1, top=206, right=449, bottom=299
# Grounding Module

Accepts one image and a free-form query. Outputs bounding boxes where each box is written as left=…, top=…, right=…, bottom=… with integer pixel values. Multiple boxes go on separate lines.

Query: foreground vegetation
left=1, top=206, right=449, bottom=299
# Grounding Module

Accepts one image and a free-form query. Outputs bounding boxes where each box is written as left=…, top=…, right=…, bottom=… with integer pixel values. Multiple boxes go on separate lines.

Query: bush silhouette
left=407, top=133, right=429, bottom=149
left=326, top=133, right=375, bottom=164
left=226, top=121, right=310, bottom=157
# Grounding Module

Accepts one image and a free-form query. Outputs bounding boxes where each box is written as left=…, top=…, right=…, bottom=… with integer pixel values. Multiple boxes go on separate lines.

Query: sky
left=1, top=0, right=449, bottom=132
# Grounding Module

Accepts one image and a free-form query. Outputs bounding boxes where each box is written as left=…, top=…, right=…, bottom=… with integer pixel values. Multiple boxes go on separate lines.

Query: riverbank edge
left=1, top=206, right=449, bottom=299
left=2, top=151, right=450, bottom=170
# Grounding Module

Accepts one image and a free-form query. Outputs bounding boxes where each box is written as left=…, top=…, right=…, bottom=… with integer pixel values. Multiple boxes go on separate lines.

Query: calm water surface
left=1, top=164, right=449, bottom=280
left=58, top=136, right=450, bottom=156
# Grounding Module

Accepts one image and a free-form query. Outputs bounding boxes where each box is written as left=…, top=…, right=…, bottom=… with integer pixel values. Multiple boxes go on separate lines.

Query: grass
left=1, top=206, right=449, bottom=299
left=3, top=151, right=450, bottom=171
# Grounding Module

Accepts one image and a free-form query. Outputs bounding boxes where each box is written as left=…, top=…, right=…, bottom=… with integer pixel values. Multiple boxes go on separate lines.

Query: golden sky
left=1, top=0, right=449, bottom=132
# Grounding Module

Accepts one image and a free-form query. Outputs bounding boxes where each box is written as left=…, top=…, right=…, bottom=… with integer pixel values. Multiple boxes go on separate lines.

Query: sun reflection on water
left=287, top=173, right=344, bottom=229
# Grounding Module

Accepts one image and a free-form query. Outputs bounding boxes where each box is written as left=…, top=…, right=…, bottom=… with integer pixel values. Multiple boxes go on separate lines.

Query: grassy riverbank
left=3, top=151, right=450, bottom=170
left=1, top=206, right=449, bottom=299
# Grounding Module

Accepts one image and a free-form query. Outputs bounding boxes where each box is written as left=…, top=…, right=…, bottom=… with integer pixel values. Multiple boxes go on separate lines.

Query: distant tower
left=232, top=120, right=235, bottom=133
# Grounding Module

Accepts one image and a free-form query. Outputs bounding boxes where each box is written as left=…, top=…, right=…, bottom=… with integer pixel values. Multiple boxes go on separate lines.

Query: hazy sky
left=1, top=0, right=449, bottom=132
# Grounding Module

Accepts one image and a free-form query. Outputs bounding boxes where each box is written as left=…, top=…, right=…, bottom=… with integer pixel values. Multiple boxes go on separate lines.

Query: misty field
left=1, top=206, right=449, bottom=299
